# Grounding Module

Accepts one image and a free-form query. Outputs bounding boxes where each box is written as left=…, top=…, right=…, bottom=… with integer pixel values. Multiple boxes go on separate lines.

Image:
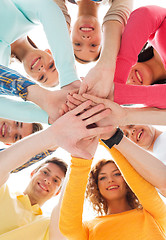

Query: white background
left=5, top=0, right=166, bottom=220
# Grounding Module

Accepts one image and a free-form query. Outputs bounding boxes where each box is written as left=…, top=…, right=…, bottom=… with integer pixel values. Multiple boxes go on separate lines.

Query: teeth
left=2, top=124, right=5, bottom=137
left=39, top=183, right=48, bottom=191
left=136, top=71, right=142, bottom=83
left=107, top=186, right=118, bottom=190
left=137, top=130, right=143, bottom=141
left=80, top=27, right=93, bottom=31
left=32, top=58, right=40, bottom=69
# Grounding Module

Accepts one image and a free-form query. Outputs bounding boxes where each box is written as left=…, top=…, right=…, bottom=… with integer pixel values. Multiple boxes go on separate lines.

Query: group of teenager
left=0, top=0, right=166, bottom=239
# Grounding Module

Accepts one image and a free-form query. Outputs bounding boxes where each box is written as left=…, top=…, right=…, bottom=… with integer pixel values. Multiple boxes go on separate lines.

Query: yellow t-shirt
left=59, top=145, right=166, bottom=240
left=0, top=185, right=50, bottom=240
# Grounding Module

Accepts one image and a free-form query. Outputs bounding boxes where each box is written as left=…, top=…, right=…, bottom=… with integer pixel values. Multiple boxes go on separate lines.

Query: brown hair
left=32, top=123, right=43, bottom=134
left=86, top=159, right=141, bottom=216
left=35, top=157, right=68, bottom=176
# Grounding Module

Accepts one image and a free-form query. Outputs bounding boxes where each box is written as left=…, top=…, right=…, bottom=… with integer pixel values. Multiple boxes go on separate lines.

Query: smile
left=106, top=185, right=119, bottom=190
left=135, top=70, right=143, bottom=84
left=136, top=129, right=144, bottom=141
left=38, top=182, right=49, bottom=192
left=80, top=26, right=94, bottom=32
left=31, top=57, right=41, bottom=69
left=1, top=123, right=6, bottom=137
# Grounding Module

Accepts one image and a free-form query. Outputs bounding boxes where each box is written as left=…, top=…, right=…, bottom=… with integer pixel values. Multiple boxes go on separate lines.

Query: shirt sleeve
left=59, top=157, right=92, bottom=240
left=100, top=141, right=166, bottom=233
left=0, top=65, right=35, bottom=100
left=0, top=96, right=49, bottom=123
left=52, top=0, right=71, bottom=26
left=11, top=149, right=55, bottom=173
left=114, top=6, right=166, bottom=84
left=103, top=0, right=133, bottom=26
left=114, top=82, right=166, bottom=109
left=13, top=0, right=79, bottom=87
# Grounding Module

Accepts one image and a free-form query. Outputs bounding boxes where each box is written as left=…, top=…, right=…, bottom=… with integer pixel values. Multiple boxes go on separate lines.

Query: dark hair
left=137, top=43, right=166, bottom=85
left=138, top=43, right=154, bottom=63
left=74, top=51, right=100, bottom=64
left=36, top=157, right=68, bottom=176
left=32, top=123, right=43, bottom=134
left=86, top=159, right=141, bottom=215
left=151, top=79, right=166, bottom=85
left=27, top=36, right=38, bottom=49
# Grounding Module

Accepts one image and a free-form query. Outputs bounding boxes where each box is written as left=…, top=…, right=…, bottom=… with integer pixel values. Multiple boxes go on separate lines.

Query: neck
left=23, top=189, right=43, bottom=207
left=11, top=37, right=32, bottom=62
left=77, top=0, right=99, bottom=17
left=148, top=128, right=162, bottom=152
left=107, top=198, right=132, bottom=215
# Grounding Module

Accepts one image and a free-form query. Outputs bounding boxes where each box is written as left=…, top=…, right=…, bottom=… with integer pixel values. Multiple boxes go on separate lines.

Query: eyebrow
left=74, top=49, right=81, bottom=52
left=46, top=167, right=62, bottom=181
left=99, top=169, right=119, bottom=175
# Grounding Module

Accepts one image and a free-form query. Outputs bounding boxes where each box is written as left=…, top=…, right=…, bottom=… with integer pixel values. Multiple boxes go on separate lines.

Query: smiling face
left=72, top=16, right=101, bottom=62
left=120, top=125, right=156, bottom=150
left=0, top=118, right=33, bottom=144
left=127, top=62, right=154, bottom=85
left=26, top=163, right=65, bottom=206
left=98, top=162, right=127, bottom=203
left=22, top=49, right=59, bottom=87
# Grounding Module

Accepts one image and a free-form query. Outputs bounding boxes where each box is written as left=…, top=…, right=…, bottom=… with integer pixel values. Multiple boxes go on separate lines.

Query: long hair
left=86, top=159, right=141, bottom=216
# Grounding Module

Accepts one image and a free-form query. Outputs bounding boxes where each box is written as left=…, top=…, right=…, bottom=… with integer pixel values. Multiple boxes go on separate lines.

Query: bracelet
left=102, top=128, right=124, bottom=149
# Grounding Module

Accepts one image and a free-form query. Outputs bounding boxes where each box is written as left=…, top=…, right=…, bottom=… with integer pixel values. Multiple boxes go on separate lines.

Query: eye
left=43, top=171, right=48, bottom=175
left=114, top=173, right=121, bottom=176
left=49, top=62, right=54, bottom=69
left=74, top=43, right=81, bottom=46
left=125, top=133, right=129, bottom=138
left=39, top=75, right=44, bottom=81
left=54, top=179, right=58, bottom=183
left=91, top=44, right=97, bottom=47
left=15, top=121, right=19, bottom=127
left=14, top=134, right=18, bottom=142
left=129, top=125, right=134, bottom=128
left=99, top=176, right=106, bottom=181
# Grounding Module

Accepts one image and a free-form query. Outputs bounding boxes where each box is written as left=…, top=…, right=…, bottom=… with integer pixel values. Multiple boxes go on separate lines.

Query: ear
left=30, top=169, right=36, bottom=178
left=54, top=187, right=61, bottom=196
left=45, top=49, right=52, bottom=56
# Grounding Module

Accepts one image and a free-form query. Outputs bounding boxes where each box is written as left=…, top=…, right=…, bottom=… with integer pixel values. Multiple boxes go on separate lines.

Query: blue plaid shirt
left=0, top=65, right=35, bottom=100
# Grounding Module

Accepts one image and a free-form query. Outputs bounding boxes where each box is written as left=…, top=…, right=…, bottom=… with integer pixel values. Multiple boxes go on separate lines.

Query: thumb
left=79, top=82, right=88, bottom=95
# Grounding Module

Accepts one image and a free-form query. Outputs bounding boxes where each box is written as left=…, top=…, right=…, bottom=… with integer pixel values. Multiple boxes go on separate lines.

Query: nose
left=44, top=177, right=51, bottom=185
left=108, top=176, right=114, bottom=183
left=38, top=64, right=44, bottom=72
left=81, top=35, right=91, bottom=40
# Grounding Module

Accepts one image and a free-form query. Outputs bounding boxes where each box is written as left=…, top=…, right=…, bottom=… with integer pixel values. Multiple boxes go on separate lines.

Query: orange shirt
left=59, top=145, right=166, bottom=240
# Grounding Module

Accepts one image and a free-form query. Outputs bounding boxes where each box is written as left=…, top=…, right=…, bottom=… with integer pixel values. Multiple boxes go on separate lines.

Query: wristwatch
left=102, top=128, right=124, bottom=149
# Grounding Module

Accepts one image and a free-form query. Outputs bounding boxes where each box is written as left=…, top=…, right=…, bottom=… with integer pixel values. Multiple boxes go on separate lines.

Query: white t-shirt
left=153, top=132, right=166, bottom=165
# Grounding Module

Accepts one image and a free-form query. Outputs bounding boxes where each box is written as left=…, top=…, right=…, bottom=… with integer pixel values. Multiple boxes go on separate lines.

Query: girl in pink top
left=113, top=5, right=166, bottom=108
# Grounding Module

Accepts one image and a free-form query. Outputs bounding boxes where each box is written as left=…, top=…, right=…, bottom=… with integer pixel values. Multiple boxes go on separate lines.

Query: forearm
left=114, top=82, right=166, bottom=108
left=115, top=136, right=166, bottom=190
left=100, top=20, right=123, bottom=71
left=0, top=126, right=58, bottom=186
left=11, top=149, right=55, bottom=173
left=59, top=157, right=91, bottom=239
left=123, top=107, right=166, bottom=126
left=0, top=95, right=48, bottom=123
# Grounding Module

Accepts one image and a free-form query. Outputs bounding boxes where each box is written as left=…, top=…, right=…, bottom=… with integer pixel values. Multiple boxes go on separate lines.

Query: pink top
left=113, top=6, right=166, bottom=108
